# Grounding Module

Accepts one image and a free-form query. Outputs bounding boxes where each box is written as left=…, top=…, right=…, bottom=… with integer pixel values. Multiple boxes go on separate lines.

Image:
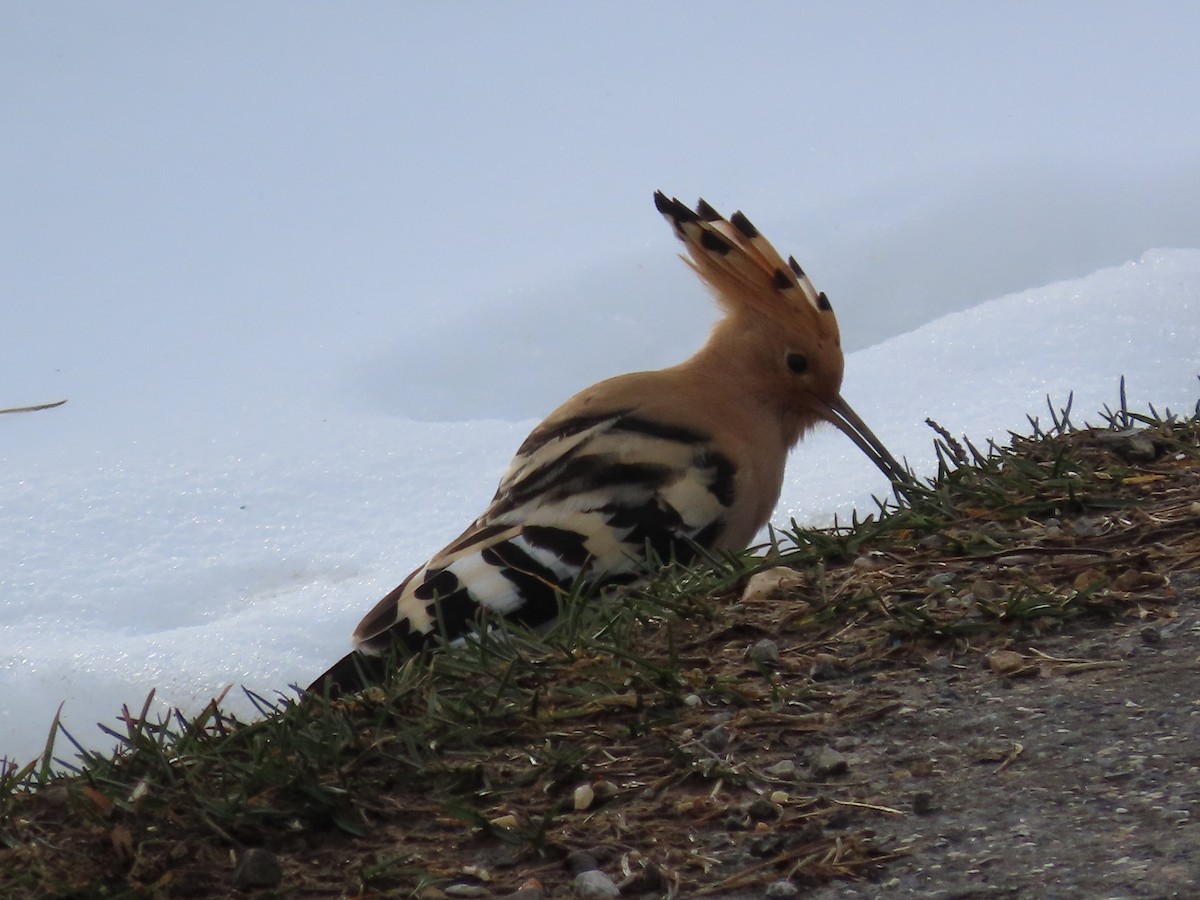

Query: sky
left=3, top=4, right=1200, bottom=764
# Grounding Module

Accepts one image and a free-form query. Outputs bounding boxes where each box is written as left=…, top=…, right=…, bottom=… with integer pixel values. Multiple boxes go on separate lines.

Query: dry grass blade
left=0, top=399, right=67, bottom=415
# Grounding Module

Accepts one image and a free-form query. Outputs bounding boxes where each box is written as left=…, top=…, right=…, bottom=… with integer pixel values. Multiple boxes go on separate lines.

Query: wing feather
left=350, top=409, right=736, bottom=655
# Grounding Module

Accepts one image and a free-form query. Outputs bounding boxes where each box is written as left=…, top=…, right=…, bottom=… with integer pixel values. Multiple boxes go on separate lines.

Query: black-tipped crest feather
left=653, top=191, right=834, bottom=322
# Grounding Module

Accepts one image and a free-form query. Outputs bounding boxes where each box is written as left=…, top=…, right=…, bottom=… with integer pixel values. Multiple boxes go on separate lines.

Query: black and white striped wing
left=352, top=410, right=737, bottom=655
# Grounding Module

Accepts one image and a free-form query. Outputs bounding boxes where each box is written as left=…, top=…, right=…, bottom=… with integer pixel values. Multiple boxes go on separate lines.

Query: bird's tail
left=303, top=650, right=388, bottom=698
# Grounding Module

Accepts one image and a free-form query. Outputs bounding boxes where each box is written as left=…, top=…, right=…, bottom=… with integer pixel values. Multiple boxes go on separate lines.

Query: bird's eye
left=785, top=352, right=808, bottom=374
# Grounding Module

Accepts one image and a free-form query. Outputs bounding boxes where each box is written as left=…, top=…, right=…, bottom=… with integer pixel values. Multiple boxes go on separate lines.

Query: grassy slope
left=2, top=390, right=1198, bottom=898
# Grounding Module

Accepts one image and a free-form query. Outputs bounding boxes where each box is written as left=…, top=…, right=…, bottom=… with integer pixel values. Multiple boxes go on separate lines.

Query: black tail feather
left=304, top=650, right=388, bottom=699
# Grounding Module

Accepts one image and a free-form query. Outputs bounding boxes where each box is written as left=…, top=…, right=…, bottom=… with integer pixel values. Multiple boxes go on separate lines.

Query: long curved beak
left=821, top=393, right=913, bottom=496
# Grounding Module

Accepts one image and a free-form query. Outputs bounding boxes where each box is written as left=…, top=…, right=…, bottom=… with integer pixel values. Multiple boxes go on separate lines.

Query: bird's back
left=349, top=395, right=745, bottom=659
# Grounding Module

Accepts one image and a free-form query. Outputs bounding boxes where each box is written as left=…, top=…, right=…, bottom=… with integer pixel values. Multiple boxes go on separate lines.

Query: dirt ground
left=796, top=570, right=1200, bottom=900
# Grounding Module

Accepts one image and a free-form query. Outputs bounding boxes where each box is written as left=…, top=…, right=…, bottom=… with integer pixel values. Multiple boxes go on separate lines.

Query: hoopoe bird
left=307, top=192, right=906, bottom=694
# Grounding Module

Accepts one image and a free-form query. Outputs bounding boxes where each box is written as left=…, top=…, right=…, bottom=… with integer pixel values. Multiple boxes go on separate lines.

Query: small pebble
left=747, top=797, right=780, bottom=821
left=769, top=790, right=789, bottom=805
left=809, top=653, right=842, bottom=680
left=970, top=577, right=1002, bottom=600
left=1140, top=625, right=1162, bottom=645
left=1071, top=517, right=1106, bottom=538
left=591, top=780, right=618, bottom=802
left=683, top=693, right=703, bottom=707
left=747, top=638, right=780, bottom=665
left=810, top=745, right=849, bottom=778
left=445, top=886, right=489, bottom=898
left=765, top=880, right=799, bottom=897
left=764, top=759, right=797, bottom=777
left=741, top=567, right=805, bottom=603
left=232, top=848, right=282, bottom=889
left=1093, top=428, right=1156, bottom=463
left=574, top=784, right=595, bottom=810
left=987, top=650, right=1025, bottom=675
left=574, top=869, right=620, bottom=898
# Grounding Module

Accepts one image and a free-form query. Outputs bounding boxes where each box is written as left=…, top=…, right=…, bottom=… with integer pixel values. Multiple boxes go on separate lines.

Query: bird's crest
left=653, top=191, right=837, bottom=337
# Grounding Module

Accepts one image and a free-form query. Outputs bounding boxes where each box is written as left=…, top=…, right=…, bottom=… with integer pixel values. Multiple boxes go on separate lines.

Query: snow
left=3, top=5, right=1200, bottom=764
